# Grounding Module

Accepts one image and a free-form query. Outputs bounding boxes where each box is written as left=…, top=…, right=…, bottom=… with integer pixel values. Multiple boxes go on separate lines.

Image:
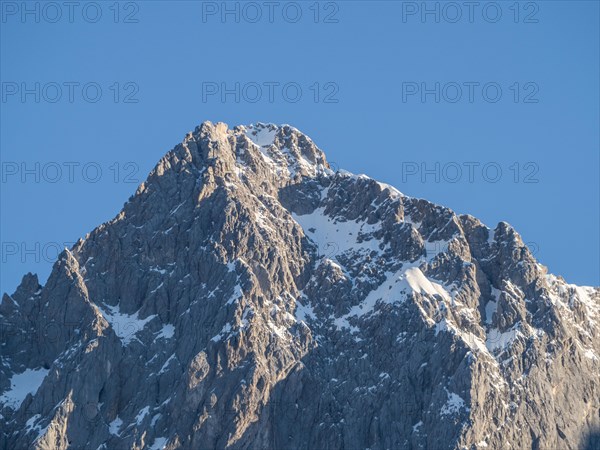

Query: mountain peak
left=2, top=122, right=599, bottom=450
left=240, top=122, right=280, bottom=147
left=177, top=121, right=332, bottom=185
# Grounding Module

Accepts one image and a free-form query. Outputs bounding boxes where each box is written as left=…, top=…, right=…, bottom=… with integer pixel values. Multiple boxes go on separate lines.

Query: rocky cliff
left=1, top=122, right=598, bottom=450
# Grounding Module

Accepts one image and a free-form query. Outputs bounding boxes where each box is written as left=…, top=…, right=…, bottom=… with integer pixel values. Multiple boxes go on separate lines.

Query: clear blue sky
left=1, top=1, right=598, bottom=293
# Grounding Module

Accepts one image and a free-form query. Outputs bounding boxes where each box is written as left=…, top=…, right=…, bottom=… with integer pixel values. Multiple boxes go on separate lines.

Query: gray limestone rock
left=1, top=122, right=598, bottom=450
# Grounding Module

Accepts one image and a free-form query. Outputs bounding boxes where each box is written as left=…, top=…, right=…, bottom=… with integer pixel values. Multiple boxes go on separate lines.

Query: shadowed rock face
left=1, top=121, right=598, bottom=450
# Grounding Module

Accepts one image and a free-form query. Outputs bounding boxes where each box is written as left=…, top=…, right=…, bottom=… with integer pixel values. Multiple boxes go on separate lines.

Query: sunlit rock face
left=1, top=122, right=598, bottom=450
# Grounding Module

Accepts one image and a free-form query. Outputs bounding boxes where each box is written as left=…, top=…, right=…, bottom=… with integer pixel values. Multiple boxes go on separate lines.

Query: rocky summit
left=1, top=121, right=599, bottom=450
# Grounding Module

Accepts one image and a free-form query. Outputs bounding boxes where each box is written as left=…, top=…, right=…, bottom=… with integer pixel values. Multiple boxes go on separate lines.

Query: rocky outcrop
left=1, top=122, right=598, bottom=450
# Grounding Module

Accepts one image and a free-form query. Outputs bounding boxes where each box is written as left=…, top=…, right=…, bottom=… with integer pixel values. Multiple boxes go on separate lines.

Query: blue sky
left=1, top=1, right=598, bottom=293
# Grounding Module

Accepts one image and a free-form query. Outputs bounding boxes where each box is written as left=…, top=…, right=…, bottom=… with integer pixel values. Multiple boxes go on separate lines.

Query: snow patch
left=412, top=421, right=423, bottom=432
left=155, top=324, right=175, bottom=340
left=149, top=437, right=168, bottom=450
left=404, top=267, right=451, bottom=301
left=440, top=391, right=465, bottom=416
left=343, top=269, right=407, bottom=319
left=109, top=417, right=123, bottom=435
left=0, top=368, right=49, bottom=409
left=211, top=323, right=232, bottom=342
left=245, top=123, right=278, bottom=148
left=97, top=303, right=156, bottom=346
left=295, top=298, right=315, bottom=323
left=292, top=207, right=382, bottom=259
left=334, top=265, right=451, bottom=331
left=376, top=181, right=404, bottom=198
left=486, top=328, right=521, bottom=352
left=583, top=349, right=598, bottom=361
left=226, top=284, right=243, bottom=305
left=435, top=319, right=489, bottom=355
left=159, top=354, right=176, bottom=374
left=25, top=414, right=46, bottom=438
left=135, top=406, right=150, bottom=424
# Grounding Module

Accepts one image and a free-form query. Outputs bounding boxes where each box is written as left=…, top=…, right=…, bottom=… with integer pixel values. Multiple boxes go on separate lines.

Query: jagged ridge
left=1, top=122, right=598, bottom=450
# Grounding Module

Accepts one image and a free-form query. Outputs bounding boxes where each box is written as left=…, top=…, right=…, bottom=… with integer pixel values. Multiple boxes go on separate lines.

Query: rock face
left=1, top=122, right=599, bottom=450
